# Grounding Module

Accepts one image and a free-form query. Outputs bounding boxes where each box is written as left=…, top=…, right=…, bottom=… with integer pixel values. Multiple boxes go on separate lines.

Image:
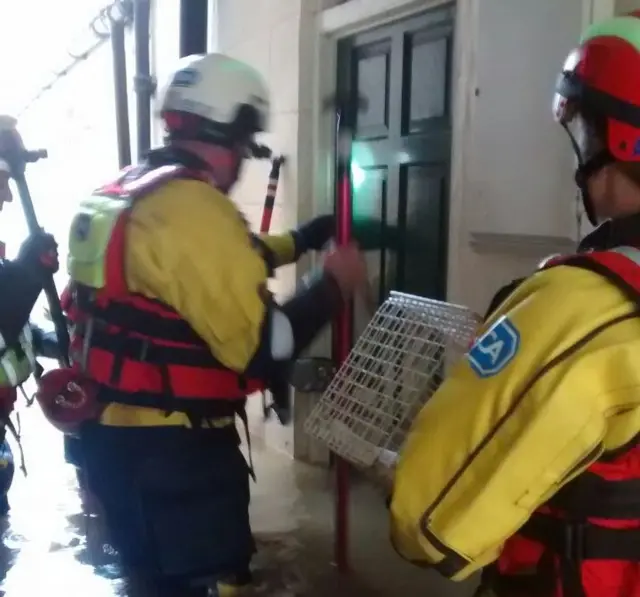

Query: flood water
left=0, top=400, right=477, bottom=596
left=0, top=404, right=384, bottom=597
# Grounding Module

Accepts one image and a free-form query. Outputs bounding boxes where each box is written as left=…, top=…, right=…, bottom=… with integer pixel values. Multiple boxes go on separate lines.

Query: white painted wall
left=446, top=0, right=588, bottom=313
left=464, top=2, right=579, bottom=238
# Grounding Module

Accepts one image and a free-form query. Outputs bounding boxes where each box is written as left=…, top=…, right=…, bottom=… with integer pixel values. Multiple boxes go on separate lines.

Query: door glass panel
left=401, top=165, right=446, bottom=299
left=408, top=36, right=449, bottom=128
left=354, top=40, right=391, bottom=140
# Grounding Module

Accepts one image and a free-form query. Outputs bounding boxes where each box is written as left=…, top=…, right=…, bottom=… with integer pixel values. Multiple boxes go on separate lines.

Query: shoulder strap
left=87, top=162, right=207, bottom=300
left=95, top=163, right=187, bottom=201
left=544, top=247, right=640, bottom=309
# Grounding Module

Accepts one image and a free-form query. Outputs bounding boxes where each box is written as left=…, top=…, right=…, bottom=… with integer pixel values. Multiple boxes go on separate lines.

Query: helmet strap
left=574, top=150, right=615, bottom=226
left=163, top=111, right=256, bottom=151
left=562, top=122, right=614, bottom=226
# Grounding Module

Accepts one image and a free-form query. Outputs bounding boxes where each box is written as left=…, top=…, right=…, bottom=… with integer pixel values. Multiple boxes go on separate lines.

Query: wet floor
left=0, top=401, right=477, bottom=597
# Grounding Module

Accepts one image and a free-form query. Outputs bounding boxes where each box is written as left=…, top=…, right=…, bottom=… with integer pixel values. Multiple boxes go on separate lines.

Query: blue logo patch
left=467, top=316, right=520, bottom=378
left=172, top=68, right=200, bottom=87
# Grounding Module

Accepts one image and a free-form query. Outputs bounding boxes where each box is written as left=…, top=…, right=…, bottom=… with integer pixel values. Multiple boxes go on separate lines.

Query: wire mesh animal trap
left=304, top=291, right=481, bottom=473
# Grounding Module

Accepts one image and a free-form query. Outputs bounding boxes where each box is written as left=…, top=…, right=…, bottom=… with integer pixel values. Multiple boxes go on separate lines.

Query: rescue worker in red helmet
left=390, top=12, right=640, bottom=597
left=41, top=53, right=368, bottom=597
left=0, top=146, right=59, bottom=515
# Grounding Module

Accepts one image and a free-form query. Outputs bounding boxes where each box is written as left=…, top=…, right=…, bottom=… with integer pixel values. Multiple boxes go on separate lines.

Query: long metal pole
left=133, top=0, right=152, bottom=159
left=110, top=14, right=131, bottom=168
left=259, top=154, right=287, bottom=421
left=332, top=110, right=355, bottom=575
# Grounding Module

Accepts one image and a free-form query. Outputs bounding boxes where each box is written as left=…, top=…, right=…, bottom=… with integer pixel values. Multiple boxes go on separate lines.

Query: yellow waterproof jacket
left=390, top=263, right=640, bottom=580
left=99, top=178, right=297, bottom=428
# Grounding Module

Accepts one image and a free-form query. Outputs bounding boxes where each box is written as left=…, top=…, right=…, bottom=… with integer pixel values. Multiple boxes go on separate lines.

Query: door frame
left=310, top=0, right=471, bottom=304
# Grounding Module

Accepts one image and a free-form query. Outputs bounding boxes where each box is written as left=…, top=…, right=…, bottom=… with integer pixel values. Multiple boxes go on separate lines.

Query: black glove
left=294, top=215, right=335, bottom=256
left=294, top=214, right=402, bottom=256
left=30, top=325, right=61, bottom=360
left=17, top=231, right=59, bottom=279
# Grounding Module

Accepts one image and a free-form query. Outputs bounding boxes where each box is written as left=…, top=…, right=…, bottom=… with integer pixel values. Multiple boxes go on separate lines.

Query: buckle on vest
left=138, top=339, right=149, bottom=362
left=564, top=521, right=587, bottom=562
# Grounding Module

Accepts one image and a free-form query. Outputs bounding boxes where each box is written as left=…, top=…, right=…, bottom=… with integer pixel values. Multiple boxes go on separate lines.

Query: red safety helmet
left=553, top=11, right=640, bottom=224
left=34, top=368, right=102, bottom=435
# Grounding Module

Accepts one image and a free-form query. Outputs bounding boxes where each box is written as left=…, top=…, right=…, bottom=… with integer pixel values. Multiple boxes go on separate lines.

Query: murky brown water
left=0, top=404, right=383, bottom=597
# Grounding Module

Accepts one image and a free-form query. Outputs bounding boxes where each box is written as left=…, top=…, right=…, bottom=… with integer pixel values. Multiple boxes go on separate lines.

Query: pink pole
left=333, top=136, right=353, bottom=574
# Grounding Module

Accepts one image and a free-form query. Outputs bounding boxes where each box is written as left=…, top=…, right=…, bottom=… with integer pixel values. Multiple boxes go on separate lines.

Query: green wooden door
left=337, top=5, right=454, bottom=312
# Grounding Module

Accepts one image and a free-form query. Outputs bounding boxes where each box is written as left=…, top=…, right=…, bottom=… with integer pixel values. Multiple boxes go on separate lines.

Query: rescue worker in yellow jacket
left=41, top=53, right=368, bottom=597
left=390, top=11, right=640, bottom=597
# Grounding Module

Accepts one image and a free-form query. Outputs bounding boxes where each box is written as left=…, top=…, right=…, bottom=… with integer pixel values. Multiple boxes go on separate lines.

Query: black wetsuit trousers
left=80, top=420, right=255, bottom=593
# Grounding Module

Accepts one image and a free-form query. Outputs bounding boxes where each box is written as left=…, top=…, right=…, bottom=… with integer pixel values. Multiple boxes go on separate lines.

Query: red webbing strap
left=544, top=247, right=640, bottom=308
left=93, top=166, right=134, bottom=196
left=104, top=212, right=130, bottom=297
left=98, top=163, right=190, bottom=298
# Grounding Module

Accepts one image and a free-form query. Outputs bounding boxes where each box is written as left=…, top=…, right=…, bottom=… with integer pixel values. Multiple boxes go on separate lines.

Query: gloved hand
left=31, top=325, right=61, bottom=360
left=294, top=214, right=400, bottom=256
left=294, top=214, right=335, bottom=254
left=17, top=231, right=59, bottom=279
left=323, top=242, right=369, bottom=299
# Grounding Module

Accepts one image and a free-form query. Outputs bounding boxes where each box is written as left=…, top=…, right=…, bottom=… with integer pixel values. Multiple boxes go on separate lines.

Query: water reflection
left=0, top=404, right=385, bottom=597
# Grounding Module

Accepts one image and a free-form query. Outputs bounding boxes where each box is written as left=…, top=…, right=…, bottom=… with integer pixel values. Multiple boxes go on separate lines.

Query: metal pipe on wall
left=133, top=0, right=153, bottom=159
left=110, top=11, right=132, bottom=168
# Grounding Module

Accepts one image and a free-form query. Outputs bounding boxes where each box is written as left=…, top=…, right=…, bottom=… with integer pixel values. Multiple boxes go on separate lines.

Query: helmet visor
left=553, top=49, right=582, bottom=125
left=553, top=49, right=604, bottom=162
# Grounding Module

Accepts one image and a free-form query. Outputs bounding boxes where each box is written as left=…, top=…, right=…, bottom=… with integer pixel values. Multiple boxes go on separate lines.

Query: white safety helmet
left=157, top=53, right=270, bottom=148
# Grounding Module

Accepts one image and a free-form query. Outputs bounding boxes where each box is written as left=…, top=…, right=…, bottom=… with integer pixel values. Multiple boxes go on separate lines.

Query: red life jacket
left=68, top=162, right=267, bottom=420
left=486, top=246, right=640, bottom=597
